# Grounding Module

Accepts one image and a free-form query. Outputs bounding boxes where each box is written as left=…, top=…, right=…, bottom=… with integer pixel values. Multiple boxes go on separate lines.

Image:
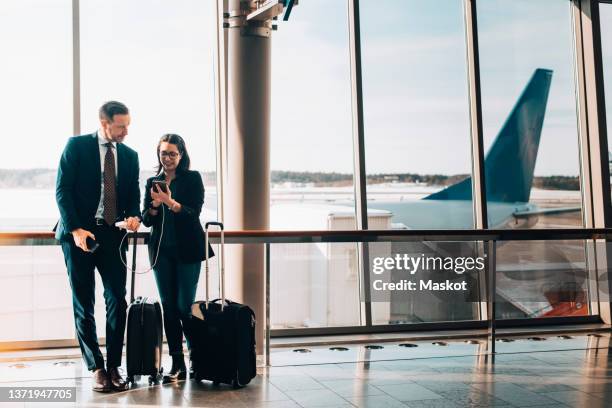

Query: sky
left=0, top=0, right=217, bottom=173
left=0, top=0, right=610, bottom=177
left=276, top=0, right=604, bottom=177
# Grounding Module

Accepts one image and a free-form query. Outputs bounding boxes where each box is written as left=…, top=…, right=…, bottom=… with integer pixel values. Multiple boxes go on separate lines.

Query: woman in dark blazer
left=142, top=134, right=213, bottom=382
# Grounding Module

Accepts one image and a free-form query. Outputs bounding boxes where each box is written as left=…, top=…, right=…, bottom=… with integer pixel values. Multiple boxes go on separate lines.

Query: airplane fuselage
left=368, top=200, right=536, bottom=230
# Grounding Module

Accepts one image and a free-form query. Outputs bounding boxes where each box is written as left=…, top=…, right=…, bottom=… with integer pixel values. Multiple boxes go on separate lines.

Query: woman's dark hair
left=156, top=133, right=191, bottom=174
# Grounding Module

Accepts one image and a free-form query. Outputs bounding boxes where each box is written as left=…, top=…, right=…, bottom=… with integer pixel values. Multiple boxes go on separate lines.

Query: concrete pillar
left=224, top=0, right=271, bottom=355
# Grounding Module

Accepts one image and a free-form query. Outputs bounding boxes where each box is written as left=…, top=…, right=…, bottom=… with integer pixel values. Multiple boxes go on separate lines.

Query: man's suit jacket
left=55, top=133, right=140, bottom=241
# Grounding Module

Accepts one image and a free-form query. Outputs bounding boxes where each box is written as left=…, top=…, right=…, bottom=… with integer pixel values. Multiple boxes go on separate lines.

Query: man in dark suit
left=55, top=101, right=141, bottom=392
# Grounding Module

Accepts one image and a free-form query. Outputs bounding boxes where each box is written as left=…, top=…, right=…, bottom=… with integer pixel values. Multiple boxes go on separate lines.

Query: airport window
left=80, top=0, right=218, bottom=217
left=601, top=3, right=612, bottom=200
left=79, top=0, right=218, bottom=339
left=271, top=243, right=362, bottom=329
left=270, top=0, right=355, bottom=231
left=0, top=0, right=606, bottom=347
left=478, top=0, right=592, bottom=319
left=0, top=0, right=73, bottom=342
left=0, top=0, right=72, bottom=233
left=269, top=0, right=361, bottom=329
left=0, top=0, right=218, bottom=343
left=359, top=0, right=473, bottom=231
left=358, top=0, right=477, bottom=325
left=366, top=241, right=484, bottom=325
left=478, top=0, right=583, bottom=230
left=495, top=240, right=593, bottom=319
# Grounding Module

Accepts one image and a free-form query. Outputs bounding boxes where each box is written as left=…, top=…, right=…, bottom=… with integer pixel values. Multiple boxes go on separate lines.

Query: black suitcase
left=190, top=222, right=257, bottom=387
left=124, top=234, right=164, bottom=386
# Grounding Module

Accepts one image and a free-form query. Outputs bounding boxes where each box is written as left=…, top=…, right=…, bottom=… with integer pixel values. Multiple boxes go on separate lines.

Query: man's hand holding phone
left=72, top=228, right=96, bottom=252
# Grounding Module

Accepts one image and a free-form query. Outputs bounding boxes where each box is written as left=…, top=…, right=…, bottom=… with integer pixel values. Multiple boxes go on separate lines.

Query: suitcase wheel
left=126, top=375, right=134, bottom=385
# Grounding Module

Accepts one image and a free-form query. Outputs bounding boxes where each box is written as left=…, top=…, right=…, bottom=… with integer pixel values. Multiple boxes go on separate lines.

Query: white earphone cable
left=118, top=202, right=165, bottom=274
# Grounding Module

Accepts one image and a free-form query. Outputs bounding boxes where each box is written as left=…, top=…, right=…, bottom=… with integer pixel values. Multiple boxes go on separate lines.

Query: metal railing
left=1, top=228, right=611, bottom=359
left=3, top=228, right=612, bottom=243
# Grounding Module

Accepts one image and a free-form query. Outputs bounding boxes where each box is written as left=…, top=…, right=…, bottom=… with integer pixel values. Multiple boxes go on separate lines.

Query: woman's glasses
left=160, top=151, right=180, bottom=159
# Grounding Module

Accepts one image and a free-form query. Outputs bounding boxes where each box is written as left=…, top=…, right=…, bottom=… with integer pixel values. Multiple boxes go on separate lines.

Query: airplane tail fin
left=425, top=68, right=553, bottom=203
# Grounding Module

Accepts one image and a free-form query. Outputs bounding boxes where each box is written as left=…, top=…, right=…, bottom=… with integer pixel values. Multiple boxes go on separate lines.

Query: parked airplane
left=366, top=69, right=587, bottom=320
left=370, top=68, right=580, bottom=230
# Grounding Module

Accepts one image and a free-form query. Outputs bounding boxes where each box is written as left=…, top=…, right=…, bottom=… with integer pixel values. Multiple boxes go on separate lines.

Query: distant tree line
left=271, top=171, right=353, bottom=186
left=0, top=169, right=581, bottom=191
left=366, top=173, right=469, bottom=186
left=533, top=175, right=580, bottom=191
left=0, top=169, right=56, bottom=189
left=271, top=171, right=581, bottom=190
left=0, top=169, right=216, bottom=189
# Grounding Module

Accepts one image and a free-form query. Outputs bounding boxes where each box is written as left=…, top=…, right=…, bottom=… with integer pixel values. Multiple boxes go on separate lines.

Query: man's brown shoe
left=108, top=367, right=129, bottom=391
left=92, top=368, right=111, bottom=392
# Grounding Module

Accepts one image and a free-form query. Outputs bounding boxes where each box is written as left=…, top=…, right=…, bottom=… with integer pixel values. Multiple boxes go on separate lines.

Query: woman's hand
left=151, top=184, right=173, bottom=207
left=150, top=193, right=163, bottom=208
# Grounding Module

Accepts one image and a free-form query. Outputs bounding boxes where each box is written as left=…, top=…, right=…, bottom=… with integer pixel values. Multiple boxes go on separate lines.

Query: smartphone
left=86, top=236, right=99, bottom=253
left=152, top=180, right=168, bottom=193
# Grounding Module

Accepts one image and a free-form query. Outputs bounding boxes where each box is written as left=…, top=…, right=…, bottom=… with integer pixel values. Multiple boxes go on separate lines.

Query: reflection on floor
left=1, top=333, right=612, bottom=407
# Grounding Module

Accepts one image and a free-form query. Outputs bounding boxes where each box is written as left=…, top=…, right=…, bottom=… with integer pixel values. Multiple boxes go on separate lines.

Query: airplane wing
left=513, top=206, right=581, bottom=218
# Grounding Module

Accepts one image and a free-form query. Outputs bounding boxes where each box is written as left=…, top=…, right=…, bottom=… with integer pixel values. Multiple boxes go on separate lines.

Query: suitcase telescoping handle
left=129, top=232, right=138, bottom=304
left=204, top=222, right=225, bottom=311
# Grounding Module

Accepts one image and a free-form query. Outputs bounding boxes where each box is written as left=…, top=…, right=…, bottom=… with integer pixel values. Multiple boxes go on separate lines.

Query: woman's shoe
left=163, top=356, right=187, bottom=383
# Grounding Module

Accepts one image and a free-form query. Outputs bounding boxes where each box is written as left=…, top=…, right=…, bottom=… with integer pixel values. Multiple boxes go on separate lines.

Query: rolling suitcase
left=190, top=222, right=257, bottom=387
left=124, top=234, right=164, bottom=386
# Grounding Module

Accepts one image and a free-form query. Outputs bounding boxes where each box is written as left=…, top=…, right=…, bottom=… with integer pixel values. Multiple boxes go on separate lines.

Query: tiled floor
left=1, top=333, right=612, bottom=407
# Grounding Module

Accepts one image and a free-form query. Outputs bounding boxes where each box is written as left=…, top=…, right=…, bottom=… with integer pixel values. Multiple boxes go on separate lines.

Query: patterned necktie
left=103, top=143, right=117, bottom=226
